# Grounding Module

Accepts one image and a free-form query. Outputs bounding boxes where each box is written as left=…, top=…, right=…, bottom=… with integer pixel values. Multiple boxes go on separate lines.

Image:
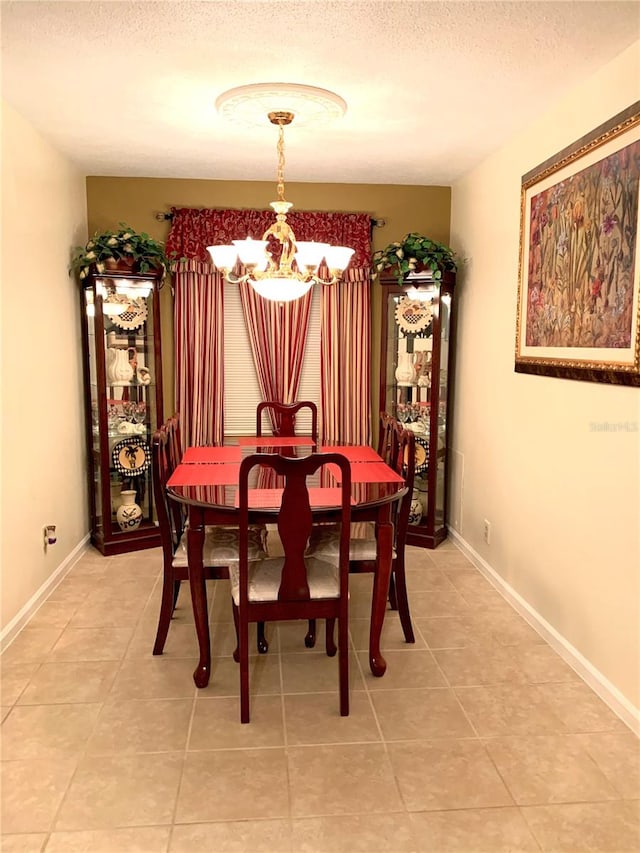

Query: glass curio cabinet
left=379, top=269, right=456, bottom=548
left=79, top=267, right=164, bottom=555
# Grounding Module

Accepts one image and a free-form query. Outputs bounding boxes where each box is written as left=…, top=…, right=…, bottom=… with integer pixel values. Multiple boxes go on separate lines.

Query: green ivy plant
left=70, top=223, right=171, bottom=280
left=373, top=232, right=457, bottom=282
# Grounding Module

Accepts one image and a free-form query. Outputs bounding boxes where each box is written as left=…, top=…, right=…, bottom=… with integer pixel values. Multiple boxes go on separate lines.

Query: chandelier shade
left=207, top=101, right=354, bottom=301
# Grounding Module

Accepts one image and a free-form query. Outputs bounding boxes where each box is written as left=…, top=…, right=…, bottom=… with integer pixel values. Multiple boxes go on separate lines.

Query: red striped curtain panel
left=172, top=261, right=224, bottom=447
left=166, top=208, right=372, bottom=446
left=321, top=266, right=371, bottom=445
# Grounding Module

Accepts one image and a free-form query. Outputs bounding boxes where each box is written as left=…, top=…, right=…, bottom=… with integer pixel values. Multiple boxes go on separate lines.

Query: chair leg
left=257, top=621, right=269, bottom=654
left=239, top=611, right=250, bottom=724
left=233, top=610, right=268, bottom=658
left=325, top=618, right=337, bottom=657
left=393, top=561, right=415, bottom=643
left=152, top=572, right=179, bottom=655
left=338, top=615, right=349, bottom=716
left=305, top=618, right=317, bottom=648
left=388, top=573, right=398, bottom=610
left=232, top=601, right=240, bottom=663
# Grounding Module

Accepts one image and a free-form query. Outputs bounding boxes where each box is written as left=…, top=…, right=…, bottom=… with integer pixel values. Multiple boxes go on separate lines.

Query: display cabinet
left=379, top=269, right=456, bottom=548
left=79, top=267, right=164, bottom=554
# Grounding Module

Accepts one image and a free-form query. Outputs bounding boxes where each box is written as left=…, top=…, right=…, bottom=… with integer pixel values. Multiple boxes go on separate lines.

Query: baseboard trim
left=1, top=535, right=91, bottom=651
left=448, top=527, right=640, bottom=736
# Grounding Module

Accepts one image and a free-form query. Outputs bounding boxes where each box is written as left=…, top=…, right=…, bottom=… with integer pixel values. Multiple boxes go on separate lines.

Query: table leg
left=369, top=517, right=393, bottom=677
left=187, top=508, right=210, bottom=688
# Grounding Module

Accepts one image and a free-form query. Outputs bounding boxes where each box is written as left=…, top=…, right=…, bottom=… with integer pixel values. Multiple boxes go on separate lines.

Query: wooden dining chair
left=305, top=422, right=417, bottom=645
left=151, top=418, right=269, bottom=656
left=231, top=452, right=352, bottom=723
left=256, top=400, right=318, bottom=443
left=377, top=410, right=397, bottom=464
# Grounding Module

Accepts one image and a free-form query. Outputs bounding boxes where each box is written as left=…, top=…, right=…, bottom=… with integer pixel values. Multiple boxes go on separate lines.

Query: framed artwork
left=515, top=102, right=640, bottom=386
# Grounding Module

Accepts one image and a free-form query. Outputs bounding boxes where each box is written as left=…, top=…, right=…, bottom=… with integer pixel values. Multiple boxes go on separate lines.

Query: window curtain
left=166, top=210, right=228, bottom=447
left=167, top=207, right=372, bottom=445
left=239, top=283, right=312, bottom=434
left=321, top=266, right=372, bottom=444
left=174, top=263, right=225, bottom=447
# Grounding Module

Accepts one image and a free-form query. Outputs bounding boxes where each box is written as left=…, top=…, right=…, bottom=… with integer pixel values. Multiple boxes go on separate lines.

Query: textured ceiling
left=1, top=1, right=638, bottom=185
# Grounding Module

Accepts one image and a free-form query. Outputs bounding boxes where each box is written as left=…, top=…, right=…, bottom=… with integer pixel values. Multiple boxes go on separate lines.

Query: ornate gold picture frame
left=515, top=102, right=640, bottom=386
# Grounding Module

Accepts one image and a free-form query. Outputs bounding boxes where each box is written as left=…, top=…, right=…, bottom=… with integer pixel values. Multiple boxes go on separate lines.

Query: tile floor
left=1, top=541, right=639, bottom=852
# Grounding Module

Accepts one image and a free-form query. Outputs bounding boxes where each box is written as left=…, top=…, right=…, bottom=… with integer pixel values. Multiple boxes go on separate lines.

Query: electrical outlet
left=483, top=519, right=491, bottom=545
left=44, top=524, right=57, bottom=547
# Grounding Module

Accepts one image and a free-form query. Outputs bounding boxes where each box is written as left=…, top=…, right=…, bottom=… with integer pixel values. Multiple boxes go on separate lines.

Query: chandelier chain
left=276, top=121, right=286, bottom=202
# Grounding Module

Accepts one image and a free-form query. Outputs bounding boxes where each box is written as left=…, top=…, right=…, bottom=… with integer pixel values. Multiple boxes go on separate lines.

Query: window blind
left=223, top=285, right=322, bottom=436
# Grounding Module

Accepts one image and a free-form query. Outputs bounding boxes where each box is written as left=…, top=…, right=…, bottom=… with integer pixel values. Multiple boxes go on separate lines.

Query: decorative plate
left=394, top=297, right=433, bottom=335
left=414, top=435, right=430, bottom=476
left=111, top=437, right=150, bottom=477
left=112, top=298, right=148, bottom=331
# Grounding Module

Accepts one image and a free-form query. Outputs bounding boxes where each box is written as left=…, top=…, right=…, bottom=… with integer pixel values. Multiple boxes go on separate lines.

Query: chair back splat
left=234, top=452, right=351, bottom=722
left=256, top=400, right=318, bottom=443
left=377, top=411, right=397, bottom=465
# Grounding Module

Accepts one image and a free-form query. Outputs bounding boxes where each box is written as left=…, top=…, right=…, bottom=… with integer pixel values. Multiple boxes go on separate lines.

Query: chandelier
left=207, top=107, right=354, bottom=303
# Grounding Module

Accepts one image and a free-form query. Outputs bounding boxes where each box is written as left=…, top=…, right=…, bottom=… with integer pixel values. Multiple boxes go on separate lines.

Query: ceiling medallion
left=215, top=82, right=347, bottom=129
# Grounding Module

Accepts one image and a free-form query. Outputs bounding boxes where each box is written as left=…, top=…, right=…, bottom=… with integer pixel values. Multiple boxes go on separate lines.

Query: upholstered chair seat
left=306, top=521, right=396, bottom=564
left=173, top=525, right=267, bottom=569
left=229, top=555, right=340, bottom=604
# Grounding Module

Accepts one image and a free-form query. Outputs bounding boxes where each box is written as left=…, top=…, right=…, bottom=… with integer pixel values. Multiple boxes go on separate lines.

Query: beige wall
left=449, top=42, right=640, bottom=711
left=1, top=100, right=88, bottom=631
left=85, top=178, right=451, bottom=419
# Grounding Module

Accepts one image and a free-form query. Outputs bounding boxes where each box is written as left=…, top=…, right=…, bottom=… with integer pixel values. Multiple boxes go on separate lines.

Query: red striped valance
left=166, top=207, right=372, bottom=269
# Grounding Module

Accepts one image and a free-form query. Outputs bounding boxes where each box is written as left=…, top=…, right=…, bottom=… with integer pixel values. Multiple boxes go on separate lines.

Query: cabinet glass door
left=80, top=271, right=164, bottom=555
left=379, top=272, right=455, bottom=549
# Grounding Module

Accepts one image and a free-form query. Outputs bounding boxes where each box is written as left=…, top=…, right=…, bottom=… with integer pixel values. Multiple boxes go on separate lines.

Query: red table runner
left=234, top=487, right=355, bottom=508
left=182, top=446, right=241, bottom=463
left=168, top=463, right=239, bottom=487
left=327, top=461, right=404, bottom=484
left=319, top=445, right=382, bottom=462
left=237, top=436, right=316, bottom=447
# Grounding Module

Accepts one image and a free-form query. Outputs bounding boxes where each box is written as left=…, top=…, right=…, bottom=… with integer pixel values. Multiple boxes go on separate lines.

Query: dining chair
left=305, top=421, right=417, bottom=645
left=151, top=419, right=269, bottom=656
left=256, top=400, right=318, bottom=442
left=377, top=410, right=397, bottom=464
left=231, top=451, right=352, bottom=723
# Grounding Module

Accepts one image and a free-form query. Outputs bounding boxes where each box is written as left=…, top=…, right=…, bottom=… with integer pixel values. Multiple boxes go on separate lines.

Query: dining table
left=166, top=436, right=407, bottom=688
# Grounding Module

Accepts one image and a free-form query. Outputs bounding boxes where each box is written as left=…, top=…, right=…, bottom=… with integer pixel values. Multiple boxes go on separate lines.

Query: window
left=223, top=286, right=321, bottom=435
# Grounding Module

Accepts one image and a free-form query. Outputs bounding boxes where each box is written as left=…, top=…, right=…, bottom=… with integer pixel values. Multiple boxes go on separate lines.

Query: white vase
left=106, top=348, right=134, bottom=385
left=116, top=490, right=142, bottom=531
left=408, top=489, right=423, bottom=525
left=395, top=351, right=416, bottom=387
